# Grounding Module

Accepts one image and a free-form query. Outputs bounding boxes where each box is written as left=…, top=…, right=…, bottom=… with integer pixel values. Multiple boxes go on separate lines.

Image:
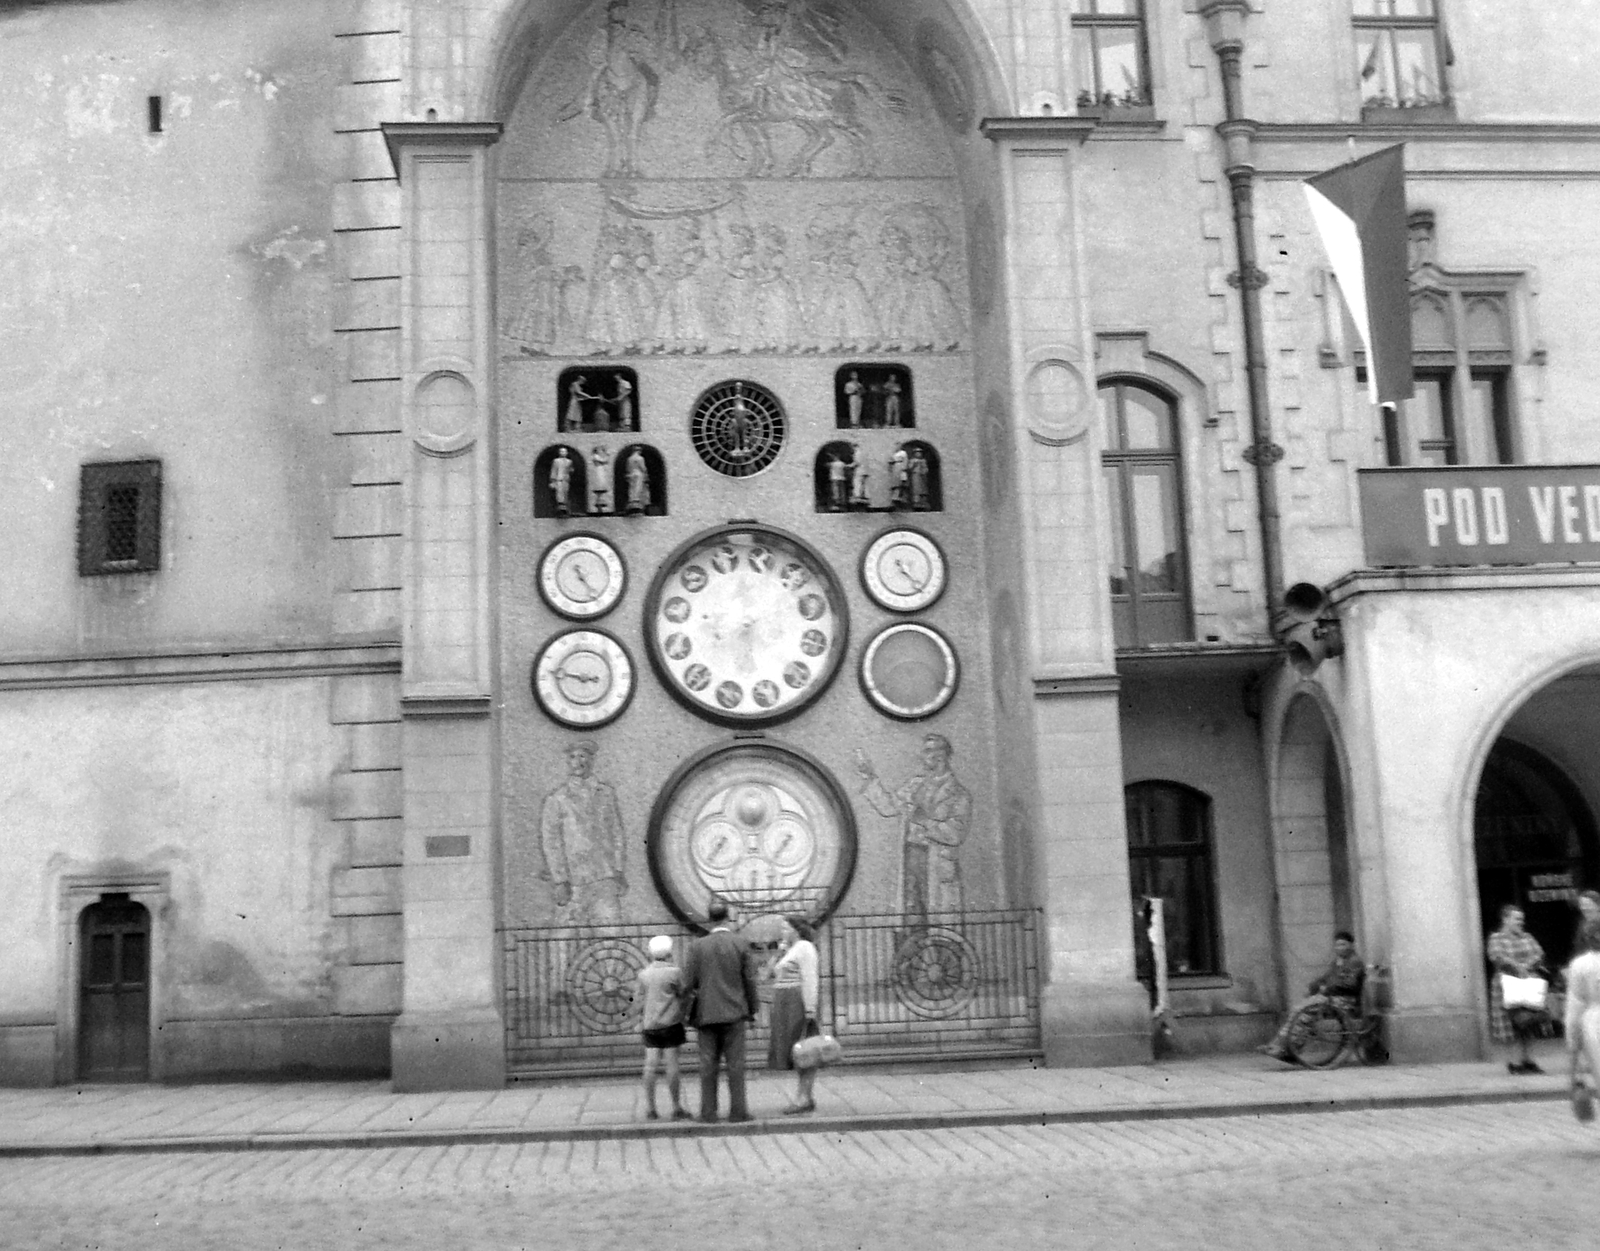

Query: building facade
left=4, top=0, right=1600, bottom=1087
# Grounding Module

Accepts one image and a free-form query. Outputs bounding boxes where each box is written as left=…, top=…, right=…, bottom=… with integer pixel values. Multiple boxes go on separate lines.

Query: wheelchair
left=1282, top=993, right=1389, bottom=1068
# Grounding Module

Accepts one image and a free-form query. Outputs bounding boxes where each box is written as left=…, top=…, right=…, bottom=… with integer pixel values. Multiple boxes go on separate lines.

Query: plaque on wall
left=644, top=524, right=848, bottom=725
left=647, top=740, right=857, bottom=927
left=860, top=527, right=947, bottom=613
left=532, top=629, right=635, bottom=728
left=860, top=622, right=959, bottom=720
left=538, top=532, right=627, bottom=620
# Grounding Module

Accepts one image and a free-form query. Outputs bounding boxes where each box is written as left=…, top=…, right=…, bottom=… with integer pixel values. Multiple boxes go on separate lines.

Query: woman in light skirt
left=767, top=914, right=820, bottom=1114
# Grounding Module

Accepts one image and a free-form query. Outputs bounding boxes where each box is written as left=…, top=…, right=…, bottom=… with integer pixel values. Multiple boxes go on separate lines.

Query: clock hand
left=893, top=557, right=927, bottom=589
left=555, top=667, right=600, bottom=685
left=571, top=565, right=596, bottom=593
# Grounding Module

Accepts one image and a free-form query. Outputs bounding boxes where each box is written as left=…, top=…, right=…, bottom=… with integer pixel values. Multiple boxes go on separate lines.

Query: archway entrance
left=1474, top=738, right=1599, bottom=970
left=77, top=896, right=151, bottom=1082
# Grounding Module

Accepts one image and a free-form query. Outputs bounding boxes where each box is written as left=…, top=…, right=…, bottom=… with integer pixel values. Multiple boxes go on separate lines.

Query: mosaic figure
left=504, top=218, right=562, bottom=352
left=877, top=206, right=965, bottom=352
left=747, top=224, right=806, bottom=351
left=854, top=735, right=972, bottom=924
left=539, top=741, right=628, bottom=924
left=558, top=0, right=662, bottom=178
left=805, top=207, right=878, bottom=351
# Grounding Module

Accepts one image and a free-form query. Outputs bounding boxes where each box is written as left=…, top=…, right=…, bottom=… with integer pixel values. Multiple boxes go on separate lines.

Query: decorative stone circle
left=564, top=937, right=649, bottom=1033
left=892, top=926, right=980, bottom=1020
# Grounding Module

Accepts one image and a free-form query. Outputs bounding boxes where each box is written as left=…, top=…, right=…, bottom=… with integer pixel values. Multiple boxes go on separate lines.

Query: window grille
left=78, top=461, right=162, bottom=575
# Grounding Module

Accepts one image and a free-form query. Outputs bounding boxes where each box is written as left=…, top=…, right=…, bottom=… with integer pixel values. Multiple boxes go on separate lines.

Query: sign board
left=1359, top=465, right=1600, bottom=567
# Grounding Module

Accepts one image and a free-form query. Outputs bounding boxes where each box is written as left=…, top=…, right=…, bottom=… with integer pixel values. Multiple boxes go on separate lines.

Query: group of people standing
left=630, top=899, right=824, bottom=1122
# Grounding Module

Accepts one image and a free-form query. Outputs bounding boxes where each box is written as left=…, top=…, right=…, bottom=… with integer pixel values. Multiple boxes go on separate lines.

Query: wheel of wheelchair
left=1284, top=999, right=1352, bottom=1068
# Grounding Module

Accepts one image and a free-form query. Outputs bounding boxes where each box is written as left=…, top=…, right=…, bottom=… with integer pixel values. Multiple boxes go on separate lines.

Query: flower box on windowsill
left=1361, top=100, right=1456, bottom=125
left=1076, top=103, right=1157, bottom=123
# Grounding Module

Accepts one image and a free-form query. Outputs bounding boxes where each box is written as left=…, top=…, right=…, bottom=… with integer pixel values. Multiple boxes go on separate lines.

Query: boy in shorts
left=633, top=934, right=691, bottom=1120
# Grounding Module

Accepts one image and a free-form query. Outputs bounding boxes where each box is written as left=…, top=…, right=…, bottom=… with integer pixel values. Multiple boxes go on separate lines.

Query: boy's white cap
left=648, top=935, right=673, bottom=959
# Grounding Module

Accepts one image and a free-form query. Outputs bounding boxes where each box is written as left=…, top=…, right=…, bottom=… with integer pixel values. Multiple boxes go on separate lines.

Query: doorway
left=1474, top=740, right=1599, bottom=970
left=78, top=895, right=151, bottom=1082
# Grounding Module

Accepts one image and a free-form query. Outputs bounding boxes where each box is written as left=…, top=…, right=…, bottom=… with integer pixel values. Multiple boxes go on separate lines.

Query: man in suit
left=681, top=896, right=760, bottom=1123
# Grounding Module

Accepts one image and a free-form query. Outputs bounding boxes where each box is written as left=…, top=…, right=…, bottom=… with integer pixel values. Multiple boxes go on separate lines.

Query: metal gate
left=502, top=909, right=1042, bottom=1078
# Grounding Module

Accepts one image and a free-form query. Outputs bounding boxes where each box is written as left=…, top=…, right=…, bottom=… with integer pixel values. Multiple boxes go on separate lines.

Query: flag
left=1304, top=144, right=1413, bottom=406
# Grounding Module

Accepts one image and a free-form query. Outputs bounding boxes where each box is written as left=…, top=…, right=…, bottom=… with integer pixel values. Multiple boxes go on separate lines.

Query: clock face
left=862, top=527, right=947, bottom=613
left=539, top=533, right=626, bottom=620
left=648, top=741, right=857, bottom=926
left=532, top=629, right=634, bottom=728
left=645, top=526, right=848, bottom=724
left=860, top=621, right=959, bottom=720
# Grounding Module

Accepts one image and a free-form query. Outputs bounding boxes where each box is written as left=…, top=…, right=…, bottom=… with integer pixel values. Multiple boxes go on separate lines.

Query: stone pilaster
left=381, top=121, right=506, bottom=1090
left=987, top=119, right=1152, bottom=1066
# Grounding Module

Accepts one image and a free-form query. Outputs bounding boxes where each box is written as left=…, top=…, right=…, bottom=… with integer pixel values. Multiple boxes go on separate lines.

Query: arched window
left=1126, top=781, right=1219, bottom=977
left=1100, top=380, right=1190, bottom=647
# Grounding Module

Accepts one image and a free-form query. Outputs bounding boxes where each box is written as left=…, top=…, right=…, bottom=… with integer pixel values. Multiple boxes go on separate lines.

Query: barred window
left=78, top=461, right=162, bottom=575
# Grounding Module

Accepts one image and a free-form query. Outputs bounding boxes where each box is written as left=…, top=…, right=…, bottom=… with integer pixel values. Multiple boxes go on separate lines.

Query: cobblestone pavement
left=4, top=1101, right=1599, bottom=1250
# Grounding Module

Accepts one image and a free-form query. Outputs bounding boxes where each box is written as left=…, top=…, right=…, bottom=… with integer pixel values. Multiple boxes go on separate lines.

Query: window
left=1353, top=0, right=1449, bottom=113
left=1126, top=782, right=1220, bottom=978
left=1071, top=1, right=1152, bottom=117
left=78, top=461, right=162, bottom=575
left=1100, top=380, right=1189, bottom=647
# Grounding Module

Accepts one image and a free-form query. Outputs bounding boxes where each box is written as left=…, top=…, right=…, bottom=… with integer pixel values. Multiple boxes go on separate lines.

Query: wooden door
left=78, top=898, right=150, bottom=1081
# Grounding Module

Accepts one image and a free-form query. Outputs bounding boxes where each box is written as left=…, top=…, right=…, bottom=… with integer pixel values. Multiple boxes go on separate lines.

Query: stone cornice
left=0, top=642, right=400, bottom=692
left=979, top=116, right=1097, bottom=145
left=1331, top=564, right=1600, bottom=603
left=381, top=121, right=504, bottom=182
left=1255, top=120, right=1600, bottom=145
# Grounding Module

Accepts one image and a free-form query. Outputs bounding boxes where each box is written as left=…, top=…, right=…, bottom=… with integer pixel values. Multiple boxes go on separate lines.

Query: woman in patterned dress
left=1487, top=903, right=1547, bottom=1074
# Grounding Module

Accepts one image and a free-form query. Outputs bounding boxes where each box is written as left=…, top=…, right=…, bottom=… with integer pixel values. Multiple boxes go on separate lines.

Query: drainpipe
left=1201, top=0, right=1286, bottom=621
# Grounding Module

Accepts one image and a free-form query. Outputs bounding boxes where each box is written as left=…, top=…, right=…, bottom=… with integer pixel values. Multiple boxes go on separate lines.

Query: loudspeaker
left=1281, top=582, right=1343, bottom=675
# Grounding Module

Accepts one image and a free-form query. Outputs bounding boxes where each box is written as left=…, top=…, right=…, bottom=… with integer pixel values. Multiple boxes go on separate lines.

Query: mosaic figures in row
left=505, top=204, right=966, bottom=358
left=538, top=741, right=628, bottom=924
left=855, top=735, right=971, bottom=926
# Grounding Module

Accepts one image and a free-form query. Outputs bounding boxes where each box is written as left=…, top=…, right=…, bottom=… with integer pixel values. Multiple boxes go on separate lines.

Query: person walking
left=681, top=897, right=760, bottom=1123
left=1565, top=918, right=1600, bottom=1122
left=631, top=934, right=692, bottom=1122
left=1487, top=903, right=1548, bottom=1074
left=767, top=914, right=821, bottom=1114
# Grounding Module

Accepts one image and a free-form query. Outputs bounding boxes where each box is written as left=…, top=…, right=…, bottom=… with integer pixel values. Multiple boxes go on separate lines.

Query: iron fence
left=501, top=908, right=1042, bottom=1077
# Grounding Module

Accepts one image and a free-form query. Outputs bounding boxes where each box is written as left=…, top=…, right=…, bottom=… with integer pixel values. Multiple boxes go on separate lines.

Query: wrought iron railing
left=501, top=908, right=1043, bottom=1077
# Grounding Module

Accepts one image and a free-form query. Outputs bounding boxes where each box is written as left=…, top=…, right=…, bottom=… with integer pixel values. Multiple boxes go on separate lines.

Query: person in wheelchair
left=1260, top=930, right=1364, bottom=1062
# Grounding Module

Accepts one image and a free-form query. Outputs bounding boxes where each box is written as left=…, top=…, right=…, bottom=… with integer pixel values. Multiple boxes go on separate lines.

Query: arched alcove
left=533, top=444, right=590, bottom=517
left=613, top=443, right=667, bottom=515
left=1271, top=692, right=1355, bottom=1006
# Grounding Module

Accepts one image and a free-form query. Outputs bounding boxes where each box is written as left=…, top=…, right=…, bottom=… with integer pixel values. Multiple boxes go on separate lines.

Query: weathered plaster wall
left=0, top=0, right=343, bottom=656
left=0, top=675, right=388, bottom=1081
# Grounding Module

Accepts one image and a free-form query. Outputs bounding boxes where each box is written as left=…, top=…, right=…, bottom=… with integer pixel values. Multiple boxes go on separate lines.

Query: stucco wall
left=0, top=0, right=344, bottom=656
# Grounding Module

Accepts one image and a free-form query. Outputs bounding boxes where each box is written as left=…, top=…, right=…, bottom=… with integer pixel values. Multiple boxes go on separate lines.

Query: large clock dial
left=645, top=525, right=848, bottom=725
left=648, top=741, right=857, bottom=927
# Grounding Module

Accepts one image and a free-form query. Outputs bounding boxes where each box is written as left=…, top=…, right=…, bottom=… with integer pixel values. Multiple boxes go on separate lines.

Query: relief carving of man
left=559, top=0, right=661, bottom=178
left=854, top=735, right=971, bottom=924
left=539, top=741, right=628, bottom=925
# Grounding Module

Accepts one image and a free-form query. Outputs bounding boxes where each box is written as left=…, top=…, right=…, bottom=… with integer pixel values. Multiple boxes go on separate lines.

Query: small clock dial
left=646, top=526, right=848, bottom=725
left=860, top=621, right=959, bottom=720
left=532, top=629, right=634, bottom=728
left=648, top=742, right=857, bottom=927
left=862, top=528, right=947, bottom=613
left=538, top=534, right=626, bottom=620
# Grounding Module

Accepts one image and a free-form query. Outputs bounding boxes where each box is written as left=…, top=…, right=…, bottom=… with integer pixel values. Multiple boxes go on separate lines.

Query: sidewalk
left=0, top=1043, right=1570, bottom=1158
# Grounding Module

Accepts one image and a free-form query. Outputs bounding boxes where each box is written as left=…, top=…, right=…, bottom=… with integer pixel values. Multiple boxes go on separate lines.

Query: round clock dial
left=862, top=527, right=947, bottom=613
left=539, top=533, right=626, bottom=620
left=648, top=741, right=857, bottom=927
left=860, top=621, right=959, bottom=720
left=532, top=629, right=634, bottom=728
left=646, top=525, right=848, bottom=725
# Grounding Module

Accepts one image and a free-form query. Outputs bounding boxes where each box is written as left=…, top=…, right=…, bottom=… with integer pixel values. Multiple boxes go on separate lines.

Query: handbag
left=791, top=1020, right=843, bottom=1071
left=1500, top=973, right=1549, bottom=1011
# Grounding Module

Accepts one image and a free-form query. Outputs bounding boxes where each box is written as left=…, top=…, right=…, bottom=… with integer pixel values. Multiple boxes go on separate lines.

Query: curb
left=0, top=1083, right=1568, bottom=1159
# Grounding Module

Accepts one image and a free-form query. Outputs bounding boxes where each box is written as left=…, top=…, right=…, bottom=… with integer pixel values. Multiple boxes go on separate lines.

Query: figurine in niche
left=826, top=451, right=850, bottom=512
left=909, top=447, right=932, bottom=511
left=623, top=447, right=651, bottom=514
left=881, top=374, right=904, bottom=427
left=843, top=370, right=865, bottom=428
left=888, top=447, right=910, bottom=510
left=589, top=446, right=613, bottom=515
left=611, top=375, right=635, bottom=431
left=565, top=376, right=598, bottom=431
left=848, top=444, right=871, bottom=510
left=550, top=446, right=575, bottom=517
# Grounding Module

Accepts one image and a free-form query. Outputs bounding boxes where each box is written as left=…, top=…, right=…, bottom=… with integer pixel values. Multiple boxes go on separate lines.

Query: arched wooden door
left=78, top=897, right=150, bottom=1081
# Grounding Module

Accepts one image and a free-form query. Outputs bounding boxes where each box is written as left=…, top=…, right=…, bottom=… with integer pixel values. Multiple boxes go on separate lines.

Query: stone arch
left=478, top=0, right=1012, bottom=128
left=1266, top=686, right=1357, bottom=1008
